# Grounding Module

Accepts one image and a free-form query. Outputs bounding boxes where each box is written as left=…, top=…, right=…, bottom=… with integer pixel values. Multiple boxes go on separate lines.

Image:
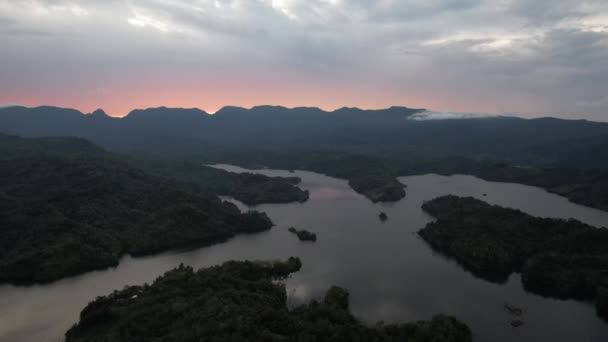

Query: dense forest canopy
left=202, top=150, right=608, bottom=211
left=214, top=152, right=407, bottom=203
left=0, top=134, right=310, bottom=284
left=418, top=196, right=608, bottom=320
left=396, top=158, right=608, bottom=211
left=129, top=158, right=309, bottom=205
left=65, top=258, right=472, bottom=342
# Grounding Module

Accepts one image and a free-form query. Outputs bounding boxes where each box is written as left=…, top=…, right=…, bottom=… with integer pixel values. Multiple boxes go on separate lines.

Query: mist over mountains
left=409, top=111, right=502, bottom=120
left=1, top=105, right=608, bottom=168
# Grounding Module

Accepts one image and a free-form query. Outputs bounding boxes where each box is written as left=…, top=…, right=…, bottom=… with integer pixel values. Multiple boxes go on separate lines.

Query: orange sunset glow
left=1, top=1, right=606, bottom=120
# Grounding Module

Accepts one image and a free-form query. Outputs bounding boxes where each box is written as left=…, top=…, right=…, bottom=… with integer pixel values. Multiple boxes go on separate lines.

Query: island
left=418, top=195, right=608, bottom=319
left=288, top=227, right=317, bottom=242
left=65, top=258, right=472, bottom=342
left=398, top=158, right=608, bottom=212
left=379, top=212, right=388, bottom=221
left=504, top=304, right=525, bottom=327
left=0, top=135, right=274, bottom=284
left=349, top=174, right=406, bottom=202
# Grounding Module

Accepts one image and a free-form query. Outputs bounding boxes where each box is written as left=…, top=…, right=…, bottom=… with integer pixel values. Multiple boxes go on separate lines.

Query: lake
left=1, top=165, right=607, bottom=342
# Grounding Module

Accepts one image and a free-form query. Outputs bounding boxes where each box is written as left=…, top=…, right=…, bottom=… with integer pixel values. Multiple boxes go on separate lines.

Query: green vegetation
left=213, top=151, right=406, bottom=203
left=283, top=153, right=406, bottom=203
left=0, top=135, right=278, bottom=284
left=0, top=133, right=105, bottom=158
left=4, top=105, right=608, bottom=209
left=288, top=227, right=317, bottom=242
left=0, top=156, right=272, bottom=284
left=65, top=258, right=472, bottom=342
left=212, top=150, right=608, bottom=210
left=398, top=158, right=608, bottom=211
left=130, top=158, right=309, bottom=205
left=12, top=126, right=607, bottom=211
left=379, top=212, right=388, bottom=221
left=419, top=195, right=608, bottom=319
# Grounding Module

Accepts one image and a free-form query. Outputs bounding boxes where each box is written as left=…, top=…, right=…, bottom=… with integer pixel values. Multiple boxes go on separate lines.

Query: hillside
left=3, top=105, right=608, bottom=206
left=2, top=105, right=608, bottom=168
left=65, top=259, right=472, bottom=342
left=0, top=135, right=289, bottom=284
left=209, top=151, right=407, bottom=202
left=418, top=196, right=608, bottom=319
left=130, top=158, right=309, bottom=205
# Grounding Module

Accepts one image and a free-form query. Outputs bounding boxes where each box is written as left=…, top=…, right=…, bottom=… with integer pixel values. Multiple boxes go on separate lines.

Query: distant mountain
left=89, top=109, right=112, bottom=120
left=1, top=105, right=608, bottom=167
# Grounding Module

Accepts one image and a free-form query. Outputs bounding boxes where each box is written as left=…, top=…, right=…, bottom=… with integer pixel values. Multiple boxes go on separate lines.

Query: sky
left=0, top=0, right=607, bottom=120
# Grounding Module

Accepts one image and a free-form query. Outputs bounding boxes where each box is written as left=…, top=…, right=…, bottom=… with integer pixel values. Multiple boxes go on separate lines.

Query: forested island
left=0, top=156, right=272, bottom=284
left=419, top=196, right=608, bottom=319
left=65, top=258, right=472, bottom=342
left=0, top=135, right=309, bottom=284
left=379, top=212, right=388, bottom=221
left=288, top=227, right=317, bottom=242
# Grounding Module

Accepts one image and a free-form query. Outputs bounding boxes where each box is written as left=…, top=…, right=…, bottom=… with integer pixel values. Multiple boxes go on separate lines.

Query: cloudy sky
left=0, top=0, right=607, bottom=120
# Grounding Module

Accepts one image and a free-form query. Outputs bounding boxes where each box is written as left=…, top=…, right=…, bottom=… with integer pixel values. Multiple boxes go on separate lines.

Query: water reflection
left=0, top=166, right=607, bottom=342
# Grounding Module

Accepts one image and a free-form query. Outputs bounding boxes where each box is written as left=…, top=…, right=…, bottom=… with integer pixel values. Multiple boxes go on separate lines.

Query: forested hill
left=0, top=133, right=309, bottom=206
left=3, top=106, right=608, bottom=208
left=419, top=196, right=608, bottom=320
left=65, top=259, right=472, bottom=342
left=0, top=132, right=106, bottom=158
left=0, top=135, right=309, bottom=284
left=2, top=105, right=608, bottom=168
left=130, top=158, right=309, bottom=205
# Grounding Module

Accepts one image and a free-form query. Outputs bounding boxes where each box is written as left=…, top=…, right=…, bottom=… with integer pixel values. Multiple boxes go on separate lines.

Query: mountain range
left=2, top=105, right=608, bottom=168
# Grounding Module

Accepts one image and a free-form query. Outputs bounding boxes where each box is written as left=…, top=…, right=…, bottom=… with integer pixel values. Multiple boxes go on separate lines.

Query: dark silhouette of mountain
left=122, top=107, right=211, bottom=137
left=1, top=104, right=608, bottom=167
left=89, top=108, right=111, bottom=118
left=0, top=132, right=105, bottom=158
left=0, top=106, right=91, bottom=137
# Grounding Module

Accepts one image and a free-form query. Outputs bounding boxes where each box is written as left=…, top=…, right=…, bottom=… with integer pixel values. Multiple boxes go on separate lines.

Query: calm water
left=1, top=166, right=607, bottom=342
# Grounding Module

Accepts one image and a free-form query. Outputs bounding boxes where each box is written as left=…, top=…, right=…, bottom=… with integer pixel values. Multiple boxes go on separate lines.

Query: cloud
left=87, top=87, right=113, bottom=96
left=409, top=110, right=499, bottom=120
left=577, top=96, right=608, bottom=109
left=0, top=0, right=607, bottom=120
left=0, top=103, right=21, bottom=109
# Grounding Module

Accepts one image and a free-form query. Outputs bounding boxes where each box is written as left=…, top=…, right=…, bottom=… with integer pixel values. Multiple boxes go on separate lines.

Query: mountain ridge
left=5, top=104, right=608, bottom=124
left=2, top=104, right=608, bottom=168
left=1, top=104, right=431, bottom=119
